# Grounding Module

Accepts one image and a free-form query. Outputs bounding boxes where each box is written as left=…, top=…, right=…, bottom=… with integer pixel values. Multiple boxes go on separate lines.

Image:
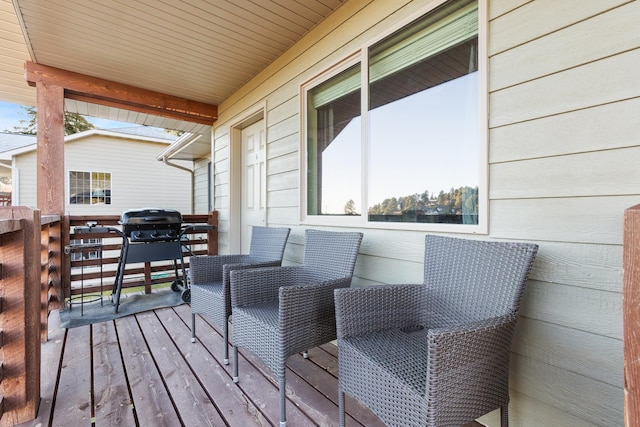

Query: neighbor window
left=69, top=171, right=111, bottom=205
left=303, top=0, right=484, bottom=229
left=69, top=238, right=102, bottom=262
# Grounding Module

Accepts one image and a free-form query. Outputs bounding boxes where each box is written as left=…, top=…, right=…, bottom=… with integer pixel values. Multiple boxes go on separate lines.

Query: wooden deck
left=19, top=301, right=483, bottom=427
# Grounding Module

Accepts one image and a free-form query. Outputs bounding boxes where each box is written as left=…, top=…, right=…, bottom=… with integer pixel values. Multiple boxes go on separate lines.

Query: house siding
left=210, top=0, right=633, bottom=425
left=193, top=157, right=211, bottom=214
left=15, top=134, right=192, bottom=215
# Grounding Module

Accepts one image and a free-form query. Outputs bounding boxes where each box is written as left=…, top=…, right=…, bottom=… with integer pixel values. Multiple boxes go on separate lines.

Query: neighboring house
left=165, top=1, right=633, bottom=426
left=0, top=127, right=193, bottom=215
left=0, top=132, right=34, bottom=195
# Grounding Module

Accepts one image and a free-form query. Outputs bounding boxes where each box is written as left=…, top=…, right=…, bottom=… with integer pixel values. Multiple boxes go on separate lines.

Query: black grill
left=74, top=209, right=216, bottom=314
left=119, top=208, right=183, bottom=242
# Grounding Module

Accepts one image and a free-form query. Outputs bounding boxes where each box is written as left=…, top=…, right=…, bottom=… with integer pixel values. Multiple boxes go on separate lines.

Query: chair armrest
left=230, top=266, right=305, bottom=307
left=335, top=284, right=426, bottom=338
left=426, top=313, right=519, bottom=398
left=190, top=254, right=250, bottom=284
left=222, top=259, right=282, bottom=285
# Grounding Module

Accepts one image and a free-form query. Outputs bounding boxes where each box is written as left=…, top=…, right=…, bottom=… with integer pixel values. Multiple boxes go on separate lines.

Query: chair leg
left=190, top=313, right=197, bottom=343
left=223, top=319, right=229, bottom=365
left=279, top=375, right=287, bottom=427
left=233, top=346, right=239, bottom=383
left=501, top=405, right=509, bottom=427
left=338, top=388, right=346, bottom=427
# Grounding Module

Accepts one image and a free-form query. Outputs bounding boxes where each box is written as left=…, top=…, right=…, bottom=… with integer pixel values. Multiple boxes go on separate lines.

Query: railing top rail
left=0, top=218, right=25, bottom=234
left=41, top=214, right=62, bottom=225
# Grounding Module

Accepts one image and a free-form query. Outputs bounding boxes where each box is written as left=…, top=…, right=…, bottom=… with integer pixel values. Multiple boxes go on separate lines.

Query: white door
left=241, top=120, right=266, bottom=253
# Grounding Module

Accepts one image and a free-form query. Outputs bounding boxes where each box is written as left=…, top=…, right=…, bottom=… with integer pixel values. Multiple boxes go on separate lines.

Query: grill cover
left=119, top=208, right=183, bottom=241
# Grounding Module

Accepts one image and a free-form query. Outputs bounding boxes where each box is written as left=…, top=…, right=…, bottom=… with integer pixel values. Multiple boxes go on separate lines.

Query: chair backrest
left=302, top=229, right=363, bottom=280
left=247, top=226, right=291, bottom=261
left=422, top=234, right=538, bottom=324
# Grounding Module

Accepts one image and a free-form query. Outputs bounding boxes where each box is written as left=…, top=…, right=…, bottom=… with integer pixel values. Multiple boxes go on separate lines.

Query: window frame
left=300, top=0, right=488, bottom=234
left=68, top=170, right=112, bottom=206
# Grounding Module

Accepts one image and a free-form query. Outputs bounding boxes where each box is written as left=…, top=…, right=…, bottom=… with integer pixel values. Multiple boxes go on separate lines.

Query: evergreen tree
left=7, top=106, right=95, bottom=135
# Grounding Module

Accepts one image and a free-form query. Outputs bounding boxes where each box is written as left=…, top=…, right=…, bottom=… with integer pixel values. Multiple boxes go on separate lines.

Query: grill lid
left=119, top=208, right=183, bottom=241
left=119, top=208, right=183, bottom=226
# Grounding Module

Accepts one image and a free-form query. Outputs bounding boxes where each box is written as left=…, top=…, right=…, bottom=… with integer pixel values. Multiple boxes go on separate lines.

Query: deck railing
left=0, top=208, right=218, bottom=426
left=624, top=203, right=640, bottom=427
left=0, top=207, right=59, bottom=426
left=67, top=212, right=218, bottom=299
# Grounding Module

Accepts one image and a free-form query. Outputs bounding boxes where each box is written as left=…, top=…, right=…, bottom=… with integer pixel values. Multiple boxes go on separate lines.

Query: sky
left=0, top=100, right=137, bottom=132
left=320, top=72, right=479, bottom=214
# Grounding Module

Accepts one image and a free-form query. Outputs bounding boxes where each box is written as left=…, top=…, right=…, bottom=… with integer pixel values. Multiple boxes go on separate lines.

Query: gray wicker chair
left=190, top=226, right=290, bottom=364
left=334, top=234, right=538, bottom=427
left=230, top=229, right=363, bottom=427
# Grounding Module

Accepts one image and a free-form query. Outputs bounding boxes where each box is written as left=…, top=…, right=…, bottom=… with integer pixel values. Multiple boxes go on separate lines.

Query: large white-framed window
left=69, top=171, right=112, bottom=205
left=302, top=0, right=487, bottom=233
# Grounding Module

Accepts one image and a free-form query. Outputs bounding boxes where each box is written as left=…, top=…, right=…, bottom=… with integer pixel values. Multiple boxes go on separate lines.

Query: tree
left=7, top=106, right=95, bottom=135
left=165, top=129, right=185, bottom=137
left=344, top=199, right=357, bottom=215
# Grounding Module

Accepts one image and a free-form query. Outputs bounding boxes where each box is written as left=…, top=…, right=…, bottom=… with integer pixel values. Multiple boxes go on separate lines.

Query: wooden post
left=35, top=81, right=69, bottom=313
left=0, top=207, right=42, bottom=426
left=624, top=204, right=640, bottom=426
left=207, top=210, right=218, bottom=256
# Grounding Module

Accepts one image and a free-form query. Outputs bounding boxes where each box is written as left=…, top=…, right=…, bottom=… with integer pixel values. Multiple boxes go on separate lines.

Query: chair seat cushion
left=342, top=328, right=428, bottom=396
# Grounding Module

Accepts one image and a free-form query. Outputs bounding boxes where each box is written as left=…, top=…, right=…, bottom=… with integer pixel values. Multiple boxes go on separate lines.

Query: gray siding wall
left=211, top=0, right=634, bottom=425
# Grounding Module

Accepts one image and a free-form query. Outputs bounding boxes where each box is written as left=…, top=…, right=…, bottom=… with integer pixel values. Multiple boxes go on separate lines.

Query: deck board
left=92, top=321, right=136, bottom=426
left=52, top=325, right=92, bottom=425
left=21, top=301, right=484, bottom=427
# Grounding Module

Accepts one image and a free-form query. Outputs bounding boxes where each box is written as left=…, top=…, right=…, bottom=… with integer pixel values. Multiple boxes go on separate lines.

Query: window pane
left=91, top=172, right=111, bottom=204
left=69, top=171, right=91, bottom=204
left=307, top=64, right=361, bottom=216
left=367, top=0, right=479, bottom=225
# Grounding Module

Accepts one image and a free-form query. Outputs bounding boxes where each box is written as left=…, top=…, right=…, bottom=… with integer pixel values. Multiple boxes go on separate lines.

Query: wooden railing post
left=41, top=216, right=63, bottom=341
left=207, top=210, right=218, bottom=256
left=0, top=207, right=42, bottom=426
left=624, top=204, right=640, bottom=427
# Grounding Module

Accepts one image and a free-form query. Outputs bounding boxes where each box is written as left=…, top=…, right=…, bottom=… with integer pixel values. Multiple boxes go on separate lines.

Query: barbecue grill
left=120, top=208, right=183, bottom=242
left=113, top=208, right=188, bottom=312
left=75, top=208, right=215, bottom=313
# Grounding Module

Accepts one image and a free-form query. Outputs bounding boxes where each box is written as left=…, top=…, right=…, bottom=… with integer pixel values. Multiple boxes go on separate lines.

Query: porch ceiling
left=0, top=0, right=345, bottom=138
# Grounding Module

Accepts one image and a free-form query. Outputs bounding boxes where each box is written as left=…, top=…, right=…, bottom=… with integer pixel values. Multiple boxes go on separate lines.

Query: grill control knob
left=167, top=230, right=176, bottom=238
left=134, top=231, right=142, bottom=239
left=151, top=230, right=159, bottom=238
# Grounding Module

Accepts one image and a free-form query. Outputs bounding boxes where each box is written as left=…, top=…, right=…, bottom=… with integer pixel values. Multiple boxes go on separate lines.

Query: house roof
left=66, top=126, right=178, bottom=143
left=0, top=0, right=345, bottom=136
left=0, top=127, right=178, bottom=161
left=0, top=132, right=36, bottom=153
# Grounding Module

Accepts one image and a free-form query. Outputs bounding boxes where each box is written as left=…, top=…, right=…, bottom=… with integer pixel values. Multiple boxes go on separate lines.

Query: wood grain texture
left=624, top=205, right=640, bottom=426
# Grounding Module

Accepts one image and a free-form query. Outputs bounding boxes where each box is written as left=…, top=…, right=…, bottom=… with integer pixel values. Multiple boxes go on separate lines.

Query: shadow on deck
left=20, top=301, right=483, bottom=426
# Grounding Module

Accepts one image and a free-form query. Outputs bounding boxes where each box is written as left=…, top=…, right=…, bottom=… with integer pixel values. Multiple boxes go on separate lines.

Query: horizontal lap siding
left=193, top=158, right=210, bottom=214
left=211, top=0, right=633, bottom=425
left=486, top=0, right=637, bottom=425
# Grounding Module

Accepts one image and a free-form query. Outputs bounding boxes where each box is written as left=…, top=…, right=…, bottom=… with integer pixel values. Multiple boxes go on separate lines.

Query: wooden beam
left=24, top=61, right=217, bottom=125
